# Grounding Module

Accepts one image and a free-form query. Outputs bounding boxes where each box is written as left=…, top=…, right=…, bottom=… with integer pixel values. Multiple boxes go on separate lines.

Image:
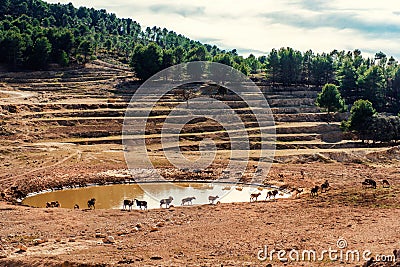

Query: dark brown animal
left=134, top=199, right=147, bottom=210
left=160, top=196, right=173, bottom=208
left=250, top=192, right=261, bottom=202
left=321, top=180, right=329, bottom=193
left=87, top=198, right=96, bottom=209
left=181, top=197, right=196, bottom=205
left=362, top=179, right=376, bottom=189
left=310, top=186, right=319, bottom=197
left=266, top=190, right=278, bottom=199
left=74, top=204, right=79, bottom=209
left=46, top=201, right=60, bottom=208
left=123, top=199, right=134, bottom=210
left=208, top=195, right=219, bottom=204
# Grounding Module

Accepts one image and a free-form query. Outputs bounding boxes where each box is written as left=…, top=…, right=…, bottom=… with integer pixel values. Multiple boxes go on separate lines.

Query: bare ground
left=0, top=160, right=399, bottom=267
left=0, top=64, right=399, bottom=266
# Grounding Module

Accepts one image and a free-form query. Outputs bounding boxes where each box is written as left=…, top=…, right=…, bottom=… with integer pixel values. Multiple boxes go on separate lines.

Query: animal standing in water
left=87, top=198, right=96, bottom=209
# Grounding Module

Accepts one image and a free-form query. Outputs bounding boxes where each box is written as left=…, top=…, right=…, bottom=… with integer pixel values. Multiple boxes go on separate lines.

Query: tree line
left=0, top=0, right=224, bottom=69
left=1, top=0, right=400, bottom=117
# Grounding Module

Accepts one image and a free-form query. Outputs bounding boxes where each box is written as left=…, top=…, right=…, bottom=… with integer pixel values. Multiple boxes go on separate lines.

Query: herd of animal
left=43, top=178, right=392, bottom=210
left=43, top=189, right=281, bottom=210
left=361, top=178, right=390, bottom=189
left=309, top=178, right=391, bottom=197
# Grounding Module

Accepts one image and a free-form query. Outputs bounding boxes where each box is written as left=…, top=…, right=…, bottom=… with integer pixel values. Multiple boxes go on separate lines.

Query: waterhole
left=22, top=182, right=290, bottom=209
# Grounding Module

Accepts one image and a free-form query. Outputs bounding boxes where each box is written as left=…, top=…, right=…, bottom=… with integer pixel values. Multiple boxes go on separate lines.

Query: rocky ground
left=0, top=161, right=399, bottom=267
left=0, top=63, right=399, bottom=266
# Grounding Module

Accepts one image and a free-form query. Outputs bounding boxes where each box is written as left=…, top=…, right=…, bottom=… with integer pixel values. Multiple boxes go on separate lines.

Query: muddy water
left=22, top=183, right=290, bottom=210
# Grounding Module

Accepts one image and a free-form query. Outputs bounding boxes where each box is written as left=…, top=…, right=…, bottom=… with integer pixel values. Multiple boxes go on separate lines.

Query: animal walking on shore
left=250, top=192, right=261, bottom=202
left=181, top=197, right=196, bottom=206
left=123, top=199, right=134, bottom=211
left=134, top=199, right=147, bottom=210
left=208, top=195, right=219, bottom=204
left=160, top=196, right=173, bottom=208
left=266, top=190, right=278, bottom=199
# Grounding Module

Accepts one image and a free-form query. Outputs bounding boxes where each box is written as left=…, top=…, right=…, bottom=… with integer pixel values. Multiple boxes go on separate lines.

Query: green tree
left=266, top=48, right=280, bottom=85
left=212, top=53, right=233, bottom=66
left=0, top=0, right=11, bottom=16
left=173, top=46, right=186, bottom=64
left=367, top=115, right=396, bottom=143
left=278, top=47, right=303, bottom=86
left=337, top=57, right=357, bottom=100
left=245, top=54, right=261, bottom=74
left=316, top=84, right=345, bottom=114
left=0, top=29, right=25, bottom=69
left=29, top=36, right=52, bottom=69
left=311, top=53, right=334, bottom=86
left=58, top=50, right=69, bottom=66
left=344, top=99, right=376, bottom=142
left=161, top=48, right=175, bottom=69
left=78, top=39, right=94, bottom=63
left=235, top=62, right=250, bottom=76
left=130, top=43, right=163, bottom=80
left=358, top=65, right=386, bottom=110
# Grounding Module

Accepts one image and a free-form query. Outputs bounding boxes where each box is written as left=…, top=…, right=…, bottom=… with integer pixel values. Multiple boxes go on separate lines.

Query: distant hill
left=1, top=0, right=400, bottom=114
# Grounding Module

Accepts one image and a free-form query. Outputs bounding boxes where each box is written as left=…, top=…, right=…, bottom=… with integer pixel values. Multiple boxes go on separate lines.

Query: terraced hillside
left=0, top=62, right=395, bottom=194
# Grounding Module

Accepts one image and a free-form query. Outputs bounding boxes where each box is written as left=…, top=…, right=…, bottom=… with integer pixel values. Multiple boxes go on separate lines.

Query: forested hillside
left=1, top=0, right=400, bottom=115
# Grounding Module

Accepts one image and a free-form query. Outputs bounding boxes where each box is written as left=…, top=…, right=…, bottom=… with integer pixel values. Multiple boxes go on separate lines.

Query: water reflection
left=22, top=183, right=290, bottom=210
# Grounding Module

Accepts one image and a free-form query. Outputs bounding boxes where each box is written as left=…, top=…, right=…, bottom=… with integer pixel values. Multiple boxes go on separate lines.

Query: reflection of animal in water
left=46, top=201, right=60, bottom=208
left=74, top=204, right=79, bottom=209
left=181, top=197, right=196, bottom=206
left=310, top=186, right=319, bottom=197
left=266, top=190, right=278, bottom=199
left=134, top=199, right=147, bottom=210
left=160, top=196, right=173, bottom=208
left=250, top=192, right=261, bottom=202
left=208, top=195, right=219, bottom=204
left=382, top=180, right=390, bottom=188
left=123, top=199, right=134, bottom=210
left=87, top=198, right=96, bottom=209
left=362, top=179, right=376, bottom=189
left=320, top=180, right=329, bottom=193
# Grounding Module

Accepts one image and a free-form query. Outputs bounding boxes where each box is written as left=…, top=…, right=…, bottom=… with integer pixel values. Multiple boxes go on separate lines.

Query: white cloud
left=45, top=0, right=400, bottom=59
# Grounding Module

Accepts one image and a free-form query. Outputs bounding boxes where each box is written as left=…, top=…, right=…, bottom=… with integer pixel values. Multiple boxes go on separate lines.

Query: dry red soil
left=0, top=63, right=399, bottom=266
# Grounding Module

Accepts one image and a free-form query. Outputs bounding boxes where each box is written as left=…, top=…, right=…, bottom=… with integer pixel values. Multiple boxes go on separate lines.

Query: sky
left=46, top=0, right=400, bottom=59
